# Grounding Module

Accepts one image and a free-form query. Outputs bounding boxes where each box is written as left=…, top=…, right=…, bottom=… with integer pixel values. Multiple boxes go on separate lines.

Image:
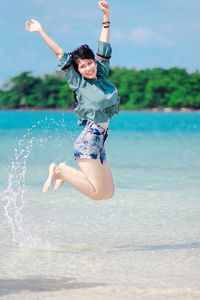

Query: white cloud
left=62, top=11, right=98, bottom=20
left=111, top=27, right=174, bottom=47
left=130, top=27, right=174, bottom=47
left=31, top=0, right=98, bottom=21
left=130, top=27, right=152, bottom=44
left=111, top=29, right=125, bottom=43
left=187, top=21, right=200, bottom=32
left=52, top=25, right=72, bottom=36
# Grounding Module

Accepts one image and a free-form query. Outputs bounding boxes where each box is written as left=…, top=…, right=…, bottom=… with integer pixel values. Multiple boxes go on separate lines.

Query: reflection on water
left=0, top=275, right=106, bottom=297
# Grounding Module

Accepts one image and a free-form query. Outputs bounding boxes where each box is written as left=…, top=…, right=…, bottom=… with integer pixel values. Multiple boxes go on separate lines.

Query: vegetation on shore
left=0, top=67, right=200, bottom=110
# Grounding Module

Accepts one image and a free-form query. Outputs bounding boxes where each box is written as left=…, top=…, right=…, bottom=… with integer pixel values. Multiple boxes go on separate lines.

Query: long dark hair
left=71, top=44, right=95, bottom=107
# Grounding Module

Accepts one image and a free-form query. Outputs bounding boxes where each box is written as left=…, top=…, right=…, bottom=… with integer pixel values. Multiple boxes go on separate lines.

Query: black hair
left=70, top=44, right=95, bottom=73
left=71, top=45, right=95, bottom=108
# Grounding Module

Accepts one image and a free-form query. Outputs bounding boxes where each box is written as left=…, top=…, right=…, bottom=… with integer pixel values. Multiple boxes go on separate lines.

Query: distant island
left=0, top=67, right=200, bottom=110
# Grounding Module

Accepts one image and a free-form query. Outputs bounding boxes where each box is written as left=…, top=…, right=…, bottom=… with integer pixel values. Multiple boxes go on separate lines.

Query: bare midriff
left=98, top=122, right=109, bottom=129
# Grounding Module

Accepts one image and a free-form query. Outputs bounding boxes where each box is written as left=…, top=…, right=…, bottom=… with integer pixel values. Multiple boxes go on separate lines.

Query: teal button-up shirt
left=57, top=41, right=120, bottom=125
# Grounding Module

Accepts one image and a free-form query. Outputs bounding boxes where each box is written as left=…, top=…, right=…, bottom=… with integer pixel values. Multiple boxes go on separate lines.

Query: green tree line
left=0, top=67, right=200, bottom=109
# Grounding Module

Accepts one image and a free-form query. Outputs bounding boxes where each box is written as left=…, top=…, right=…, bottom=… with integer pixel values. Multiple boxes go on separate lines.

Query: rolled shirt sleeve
left=57, top=52, right=72, bottom=71
left=57, top=52, right=83, bottom=91
left=96, top=41, right=112, bottom=78
left=96, top=41, right=112, bottom=59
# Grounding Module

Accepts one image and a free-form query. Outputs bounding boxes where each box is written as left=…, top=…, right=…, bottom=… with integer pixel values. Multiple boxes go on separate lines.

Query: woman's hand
left=25, top=18, right=64, bottom=58
left=98, top=1, right=110, bottom=15
left=98, top=1, right=110, bottom=42
left=25, top=19, right=43, bottom=33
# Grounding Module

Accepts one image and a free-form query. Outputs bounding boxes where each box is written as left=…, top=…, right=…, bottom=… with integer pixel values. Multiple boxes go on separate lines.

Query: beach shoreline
left=0, top=107, right=200, bottom=113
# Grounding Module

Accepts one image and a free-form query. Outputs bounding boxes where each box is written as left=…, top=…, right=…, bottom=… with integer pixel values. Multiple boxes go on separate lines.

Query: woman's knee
left=55, top=162, right=66, bottom=176
left=104, top=188, right=115, bottom=200
left=91, top=188, right=115, bottom=201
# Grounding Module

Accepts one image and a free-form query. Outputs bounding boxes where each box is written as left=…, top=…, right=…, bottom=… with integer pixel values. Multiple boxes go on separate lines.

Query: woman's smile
left=78, top=59, right=97, bottom=79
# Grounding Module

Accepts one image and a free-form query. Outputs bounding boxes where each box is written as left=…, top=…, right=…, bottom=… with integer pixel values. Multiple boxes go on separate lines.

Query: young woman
left=25, top=1, right=120, bottom=200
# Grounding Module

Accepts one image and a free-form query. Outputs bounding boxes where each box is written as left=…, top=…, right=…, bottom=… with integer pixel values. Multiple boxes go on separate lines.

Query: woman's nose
left=86, top=65, right=91, bottom=71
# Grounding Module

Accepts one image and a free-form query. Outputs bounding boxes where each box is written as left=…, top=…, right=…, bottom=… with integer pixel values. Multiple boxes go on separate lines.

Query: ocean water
left=0, top=110, right=200, bottom=300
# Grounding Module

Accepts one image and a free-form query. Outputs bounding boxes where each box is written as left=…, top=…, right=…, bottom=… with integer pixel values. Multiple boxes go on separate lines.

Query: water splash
left=1, top=116, right=68, bottom=245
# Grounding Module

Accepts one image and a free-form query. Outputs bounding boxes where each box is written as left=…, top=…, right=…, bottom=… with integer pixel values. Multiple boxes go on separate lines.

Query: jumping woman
left=25, top=1, right=120, bottom=200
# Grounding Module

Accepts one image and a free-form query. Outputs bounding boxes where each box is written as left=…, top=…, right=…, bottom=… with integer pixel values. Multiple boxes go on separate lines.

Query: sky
left=0, top=0, right=200, bottom=86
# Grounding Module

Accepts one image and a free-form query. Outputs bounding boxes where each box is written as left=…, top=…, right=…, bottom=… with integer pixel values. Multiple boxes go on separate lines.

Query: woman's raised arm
left=98, top=1, right=110, bottom=43
left=25, top=19, right=64, bottom=59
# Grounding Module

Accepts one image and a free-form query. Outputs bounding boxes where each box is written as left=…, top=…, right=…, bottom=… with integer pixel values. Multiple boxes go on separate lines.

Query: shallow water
left=0, top=111, right=200, bottom=299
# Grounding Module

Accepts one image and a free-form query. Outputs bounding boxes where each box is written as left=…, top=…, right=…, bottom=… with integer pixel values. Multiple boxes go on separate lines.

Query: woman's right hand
left=98, top=1, right=110, bottom=15
left=25, top=19, right=43, bottom=32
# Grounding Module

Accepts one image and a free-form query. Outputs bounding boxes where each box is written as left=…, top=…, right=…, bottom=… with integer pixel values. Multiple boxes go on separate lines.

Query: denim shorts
left=74, top=121, right=108, bottom=164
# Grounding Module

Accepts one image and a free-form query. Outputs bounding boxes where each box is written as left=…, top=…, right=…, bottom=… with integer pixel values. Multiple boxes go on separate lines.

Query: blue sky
left=1, top=0, right=200, bottom=86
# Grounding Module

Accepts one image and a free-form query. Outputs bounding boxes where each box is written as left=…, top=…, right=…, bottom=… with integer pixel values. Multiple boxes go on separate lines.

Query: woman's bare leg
left=43, top=159, right=114, bottom=200
left=53, top=163, right=86, bottom=191
left=43, top=162, right=86, bottom=192
left=77, top=158, right=114, bottom=199
left=43, top=163, right=57, bottom=193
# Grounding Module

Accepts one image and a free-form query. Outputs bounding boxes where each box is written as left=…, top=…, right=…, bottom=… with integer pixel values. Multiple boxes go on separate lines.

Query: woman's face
left=77, top=58, right=97, bottom=79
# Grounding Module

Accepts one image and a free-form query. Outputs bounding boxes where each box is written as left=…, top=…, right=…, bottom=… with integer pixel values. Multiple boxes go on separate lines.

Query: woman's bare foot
left=43, top=163, right=57, bottom=193
left=54, top=179, right=64, bottom=191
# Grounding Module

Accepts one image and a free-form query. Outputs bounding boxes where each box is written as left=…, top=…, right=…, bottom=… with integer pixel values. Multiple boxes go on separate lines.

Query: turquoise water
left=1, top=111, right=200, bottom=190
left=0, top=111, right=200, bottom=299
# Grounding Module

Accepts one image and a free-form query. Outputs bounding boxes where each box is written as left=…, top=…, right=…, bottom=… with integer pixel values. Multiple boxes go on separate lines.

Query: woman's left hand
left=98, top=1, right=110, bottom=14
